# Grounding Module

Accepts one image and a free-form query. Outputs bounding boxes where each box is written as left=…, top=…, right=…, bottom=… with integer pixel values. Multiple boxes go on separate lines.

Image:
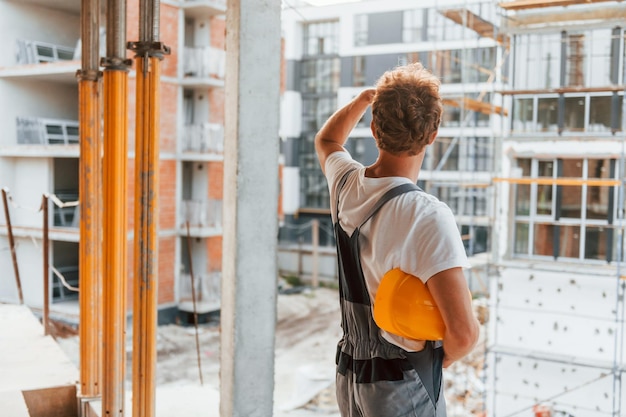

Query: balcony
left=0, top=118, right=80, bottom=157
left=178, top=271, right=221, bottom=313
left=181, top=123, right=224, bottom=159
left=15, top=39, right=76, bottom=65
left=182, top=46, right=225, bottom=88
left=180, top=199, right=222, bottom=237
left=0, top=39, right=79, bottom=84
left=182, top=0, right=226, bottom=19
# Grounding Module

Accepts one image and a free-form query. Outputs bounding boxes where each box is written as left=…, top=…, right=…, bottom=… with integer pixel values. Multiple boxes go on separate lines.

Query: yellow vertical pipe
left=102, top=68, right=128, bottom=417
left=78, top=76, right=103, bottom=398
left=132, top=55, right=160, bottom=417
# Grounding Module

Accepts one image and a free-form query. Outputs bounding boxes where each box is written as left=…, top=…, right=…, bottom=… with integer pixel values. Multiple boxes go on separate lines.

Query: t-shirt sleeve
left=404, top=203, right=471, bottom=283
left=325, top=151, right=361, bottom=190
left=325, top=151, right=363, bottom=221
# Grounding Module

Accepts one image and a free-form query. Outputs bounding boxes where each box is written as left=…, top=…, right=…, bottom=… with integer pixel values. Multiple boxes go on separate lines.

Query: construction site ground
left=50, top=286, right=487, bottom=417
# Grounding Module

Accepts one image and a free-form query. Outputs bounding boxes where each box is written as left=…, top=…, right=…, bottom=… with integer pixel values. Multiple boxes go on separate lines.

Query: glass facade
left=512, top=157, right=620, bottom=262
left=299, top=20, right=340, bottom=209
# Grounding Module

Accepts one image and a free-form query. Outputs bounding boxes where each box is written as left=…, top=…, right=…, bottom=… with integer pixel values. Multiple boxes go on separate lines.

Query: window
left=512, top=98, right=534, bottom=133
left=403, top=9, right=423, bottom=43
left=563, top=96, right=586, bottom=132
left=514, top=34, right=560, bottom=89
left=587, top=29, right=613, bottom=87
left=589, top=95, right=613, bottom=132
left=303, top=20, right=339, bottom=56
left=536, top=97, right=558, bottom=132
left=353, top=56, right=366, bottom=87
left=511, top=93, right=622, bottom=135
left=512, top=157, right=620, bottom=262
left=300, top=58, right=340, bottom=94
left=302, top=97, right=336, bottom=133
left=426, top=137, right=492, bottom=172
left=354, top=14, right=368, bottom=47
left=565, top=33, right=586, bottom=87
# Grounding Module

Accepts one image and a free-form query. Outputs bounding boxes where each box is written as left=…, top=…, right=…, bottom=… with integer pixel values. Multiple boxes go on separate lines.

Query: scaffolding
left=487, top=1, right=626, bottom=415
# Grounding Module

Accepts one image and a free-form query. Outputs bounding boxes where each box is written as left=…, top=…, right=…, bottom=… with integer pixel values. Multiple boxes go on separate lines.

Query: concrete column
left=221, top=0, right=281, bottom=416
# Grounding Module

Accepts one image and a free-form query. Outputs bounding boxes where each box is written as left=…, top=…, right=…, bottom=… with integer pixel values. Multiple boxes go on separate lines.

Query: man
left=315, top=63, right=479, bottom=416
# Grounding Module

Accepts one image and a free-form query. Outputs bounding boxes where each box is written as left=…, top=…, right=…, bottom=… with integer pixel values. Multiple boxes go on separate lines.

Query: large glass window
left=512, top=157, right=620, bottom=262
left=304, top=20, right=339, bottom=56
left=511, top=93, right=622, bottom=135
left=302, top=97, right=336, bottom=133
left=300, top=21, right=340, bottom=210
left=300, top=58, right=340, bottom=94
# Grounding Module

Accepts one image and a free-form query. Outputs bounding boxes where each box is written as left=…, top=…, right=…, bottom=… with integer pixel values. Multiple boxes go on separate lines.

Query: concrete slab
left=0, top=303, right=79, bottom=416
left=0, top=391, right=30, bottom=417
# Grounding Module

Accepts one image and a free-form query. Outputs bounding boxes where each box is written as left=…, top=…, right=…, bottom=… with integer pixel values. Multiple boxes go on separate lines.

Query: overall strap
left=357, top=182, right=421, bottom=230
left=334, top=168, right=357, bottom=223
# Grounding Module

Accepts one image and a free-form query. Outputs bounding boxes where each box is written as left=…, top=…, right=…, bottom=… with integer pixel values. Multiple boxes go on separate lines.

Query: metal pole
left=42, top=194, right=50, bottom=336
left=77, top=0, right=103, bottom=399
left=101, top=0, right=131, bottom=414
left=311, top=219, right=319, bottom=288
left=185, top=222, right=204, bottom=387
left=129, top=1, right=169, bottom=415
left=1, top=188, right=23, bottom=304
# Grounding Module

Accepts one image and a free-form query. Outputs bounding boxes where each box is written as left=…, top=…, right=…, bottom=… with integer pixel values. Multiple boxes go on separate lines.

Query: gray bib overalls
left=333, top=169, right=446, bottom=417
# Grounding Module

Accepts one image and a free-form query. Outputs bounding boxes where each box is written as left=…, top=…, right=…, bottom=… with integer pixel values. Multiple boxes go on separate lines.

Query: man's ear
left=370, top=120, right=377, bottom=139
left=427, top=131, right=438, bottom=145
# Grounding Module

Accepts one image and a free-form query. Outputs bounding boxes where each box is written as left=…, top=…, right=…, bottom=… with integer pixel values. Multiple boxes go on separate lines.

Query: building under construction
left=0, top=0, right=281, bottom=415
left=1, top=0, right=626, bottom=415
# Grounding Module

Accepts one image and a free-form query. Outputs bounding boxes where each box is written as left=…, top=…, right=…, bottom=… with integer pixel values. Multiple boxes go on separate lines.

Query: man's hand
left=315, top=88, right=376, bottom=174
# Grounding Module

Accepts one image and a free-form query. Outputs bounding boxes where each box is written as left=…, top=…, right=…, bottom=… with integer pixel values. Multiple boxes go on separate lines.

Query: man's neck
left=364, top=149, right=425, bottom=183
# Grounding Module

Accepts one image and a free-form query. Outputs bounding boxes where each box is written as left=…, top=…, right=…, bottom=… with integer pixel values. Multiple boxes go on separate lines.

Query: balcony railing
left=15, top=39, right=76, bottom=64
left=17, top=117, right=79, bottom=145
left=178, top=271, right=221, bottom=312
left=183, top=46, right=225, bottom=79
left=182, top=123, right=224, bottom=154
left=180, top=199, right=222, bottom=229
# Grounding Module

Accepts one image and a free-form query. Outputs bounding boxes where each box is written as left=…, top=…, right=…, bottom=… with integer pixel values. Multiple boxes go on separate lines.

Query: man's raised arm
left=315, top=88, right=375, bottom=174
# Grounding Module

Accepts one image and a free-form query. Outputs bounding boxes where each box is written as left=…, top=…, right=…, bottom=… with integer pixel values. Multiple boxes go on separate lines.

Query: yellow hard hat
left=373, top=268, right=445, bottom=341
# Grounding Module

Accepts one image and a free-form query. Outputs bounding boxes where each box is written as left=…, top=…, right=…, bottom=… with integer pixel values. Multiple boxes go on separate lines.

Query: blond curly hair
left=371, top=63, right=442, bottom=156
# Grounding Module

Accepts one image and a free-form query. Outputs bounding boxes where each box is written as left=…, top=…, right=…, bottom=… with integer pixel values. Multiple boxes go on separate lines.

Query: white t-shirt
left=326, top=151, right=471, bottom=351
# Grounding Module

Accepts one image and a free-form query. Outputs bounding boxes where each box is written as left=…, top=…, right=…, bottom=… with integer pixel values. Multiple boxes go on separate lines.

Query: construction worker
left=315, top=62, right=480, bottom=416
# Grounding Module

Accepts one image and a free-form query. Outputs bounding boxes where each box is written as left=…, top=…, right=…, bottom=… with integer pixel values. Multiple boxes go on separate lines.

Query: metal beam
left=129, top=0, right=170, bottom=415
left=101, top=0, right=131, bottom=414
left=77, top=0, right=103, bottom=399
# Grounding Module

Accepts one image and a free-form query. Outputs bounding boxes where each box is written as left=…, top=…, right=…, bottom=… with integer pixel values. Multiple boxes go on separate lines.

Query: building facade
left=0, top=0, right=226, bottom=321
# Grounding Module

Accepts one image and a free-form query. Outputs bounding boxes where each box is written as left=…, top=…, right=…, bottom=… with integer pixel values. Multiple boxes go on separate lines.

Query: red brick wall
left=158, top=236, right=177, bottom=304
left=208, top=161, right=223, bottom=200
left=207, top=236, right=222, bottom=271
left=210, top=17, right=225, bottom=49
left=160, top=4, right=179, bottom=78
left=160, top=81, right=178, bottom=153
left=159, top=159, right=177, bottom=230
left=209, top=88, right=225, bottom=124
